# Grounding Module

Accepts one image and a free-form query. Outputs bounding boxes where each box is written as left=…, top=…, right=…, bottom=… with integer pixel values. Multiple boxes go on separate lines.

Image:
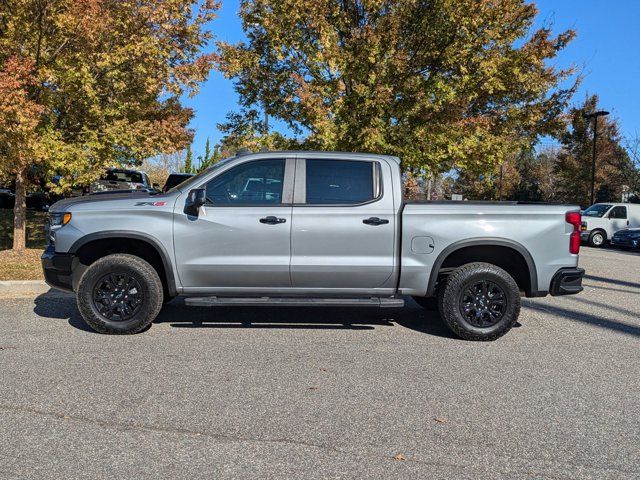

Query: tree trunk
left=12, top=169, right=27, bottom=251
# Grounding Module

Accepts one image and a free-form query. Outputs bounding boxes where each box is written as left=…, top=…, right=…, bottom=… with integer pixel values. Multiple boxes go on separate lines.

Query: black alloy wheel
left=92, top=273, right=144, bottom=321
left=459, top=280, right=506, bottom=328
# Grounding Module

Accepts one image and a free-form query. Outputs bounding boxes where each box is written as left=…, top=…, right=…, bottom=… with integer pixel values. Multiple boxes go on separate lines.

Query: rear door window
left=305, top=160, right=377, bottom=204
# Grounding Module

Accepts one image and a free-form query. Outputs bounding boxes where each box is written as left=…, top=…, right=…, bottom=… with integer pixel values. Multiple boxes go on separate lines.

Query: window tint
left=609, top=206, right=627, bottom=219
left=103, top=170, right=144, bottom=184
left=584, top=204, right=612, bottom=217
left=306, top=160, right=375, bottom=204
left=205, top=160, right=285, bottom=205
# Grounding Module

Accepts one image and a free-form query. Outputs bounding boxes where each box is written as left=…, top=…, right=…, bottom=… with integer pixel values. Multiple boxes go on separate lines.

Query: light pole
left=584, top=110, right=609, bottom=205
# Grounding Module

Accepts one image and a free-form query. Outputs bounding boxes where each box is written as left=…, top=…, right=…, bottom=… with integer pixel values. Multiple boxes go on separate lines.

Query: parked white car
left=580, top=203, right=640, bottom=247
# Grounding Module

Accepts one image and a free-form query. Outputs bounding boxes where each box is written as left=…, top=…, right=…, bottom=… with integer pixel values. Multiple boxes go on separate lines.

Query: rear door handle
left=363, top=217, right=389, bottom=226
left=259, top=216, right=286, bottom=225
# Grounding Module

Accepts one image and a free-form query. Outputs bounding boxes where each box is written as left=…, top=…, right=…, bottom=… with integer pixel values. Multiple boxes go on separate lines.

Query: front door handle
left=260, top=216, right=286, bottom=225
left=363, top=217, right=389, bottom=226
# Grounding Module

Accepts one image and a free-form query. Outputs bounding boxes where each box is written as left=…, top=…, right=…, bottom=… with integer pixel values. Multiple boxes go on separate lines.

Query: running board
left=184, top=296, right=405, bottom=308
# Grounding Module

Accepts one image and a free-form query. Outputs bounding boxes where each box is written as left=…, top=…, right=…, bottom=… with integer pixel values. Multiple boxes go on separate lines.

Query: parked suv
left=580, top=203, right=640, bottom=247
left=42, top=151, right=585, bottom=340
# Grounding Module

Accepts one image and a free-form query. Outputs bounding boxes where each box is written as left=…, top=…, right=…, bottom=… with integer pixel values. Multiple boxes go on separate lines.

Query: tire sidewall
left=77, top=255, right=162, bottom=334
left=589, top=231, right=605, bottom=247
left=440, top=264, right=521, bottom=340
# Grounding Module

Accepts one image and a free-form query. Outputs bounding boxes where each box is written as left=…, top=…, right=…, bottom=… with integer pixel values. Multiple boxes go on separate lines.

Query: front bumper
left=550, top=267, right=585, bottom=296
left=41, top=244, right=76, bottom=292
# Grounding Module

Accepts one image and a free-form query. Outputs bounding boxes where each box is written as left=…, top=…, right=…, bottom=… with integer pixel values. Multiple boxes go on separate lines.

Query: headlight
left=49, top=212, right=72, bottom=227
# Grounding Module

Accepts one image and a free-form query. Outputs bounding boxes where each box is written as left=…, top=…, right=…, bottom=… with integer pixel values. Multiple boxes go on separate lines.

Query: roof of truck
left=236, top=150, right=401, bottom=163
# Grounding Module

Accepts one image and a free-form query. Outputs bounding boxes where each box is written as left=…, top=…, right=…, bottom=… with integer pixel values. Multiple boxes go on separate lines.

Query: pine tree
left=184, top=146, right=194, bottom=174
left=204, top=138, right=211, bottom=166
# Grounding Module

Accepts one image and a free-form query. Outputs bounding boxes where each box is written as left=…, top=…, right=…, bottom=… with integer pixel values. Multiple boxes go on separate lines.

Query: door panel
left=174, top=206, right=292, bottom=288
left=174, top=158, right=293, bottom=289
left=609, top=206, right=628, bottom=235
left=290, top=158, right=396, bottom=289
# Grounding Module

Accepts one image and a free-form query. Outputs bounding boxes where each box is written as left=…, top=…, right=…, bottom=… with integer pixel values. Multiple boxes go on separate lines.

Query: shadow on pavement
left=585, top=284, right=640, bottom=295
left=32, top=290, right=457, bottom=338
left=525, top=301, right=640, bottom=338
left=33, top=290, right=96, bottom=333
left=159, top=298, right=457, bottom=338
left=584, top=274, right=640, bottom=290
left=569, top=295, right=640, bottom=318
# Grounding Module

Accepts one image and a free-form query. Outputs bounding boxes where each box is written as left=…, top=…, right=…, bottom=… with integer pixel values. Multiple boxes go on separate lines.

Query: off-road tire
left=437, top=262, right=521, bottom=341
left=77, top=254, right=163, bottom=334
left=588, top=230, right=606, bottom=248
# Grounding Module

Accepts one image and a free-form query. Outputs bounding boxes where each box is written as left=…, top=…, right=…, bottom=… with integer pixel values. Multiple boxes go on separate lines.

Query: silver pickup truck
left=42, top=151, right=585, bottom=340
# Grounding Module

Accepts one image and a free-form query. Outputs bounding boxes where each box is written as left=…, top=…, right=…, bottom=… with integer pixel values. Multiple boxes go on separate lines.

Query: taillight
left=566, top=211, right=581, bottom=254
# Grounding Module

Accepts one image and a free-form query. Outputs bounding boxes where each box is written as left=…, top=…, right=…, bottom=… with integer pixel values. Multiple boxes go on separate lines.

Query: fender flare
left=69, top=231, right=178, bottom=296
left=426, top=238, right=539, bottom=297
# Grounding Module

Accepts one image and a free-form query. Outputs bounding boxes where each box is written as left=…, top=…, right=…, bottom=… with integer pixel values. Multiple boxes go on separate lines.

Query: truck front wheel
left=437, top=262, right=521, bottom=341
left=77, top=254, right=163, bottom=334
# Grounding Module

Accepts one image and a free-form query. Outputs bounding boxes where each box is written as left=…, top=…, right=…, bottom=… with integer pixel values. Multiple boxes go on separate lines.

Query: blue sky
left=183, top=0, right=640, bottom=158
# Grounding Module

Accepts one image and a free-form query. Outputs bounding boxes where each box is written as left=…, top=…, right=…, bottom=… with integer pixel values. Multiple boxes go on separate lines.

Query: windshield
left=583, top=204, right=612, bottom=218
left=166, top=157, right=236, bottom=193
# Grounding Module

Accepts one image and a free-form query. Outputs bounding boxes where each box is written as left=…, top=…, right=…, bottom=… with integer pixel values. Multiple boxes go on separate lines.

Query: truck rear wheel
left=77, top=254, right=163, bottom=334
left=437, top=262, right=521, bottom=341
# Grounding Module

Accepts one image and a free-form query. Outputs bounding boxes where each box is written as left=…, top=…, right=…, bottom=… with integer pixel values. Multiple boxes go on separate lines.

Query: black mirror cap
left=184, top=188, right=207, bottom=216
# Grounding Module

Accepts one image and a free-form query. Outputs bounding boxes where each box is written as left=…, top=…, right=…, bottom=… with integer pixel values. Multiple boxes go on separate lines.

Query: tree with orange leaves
left=0, top=0, right=219, bottom=250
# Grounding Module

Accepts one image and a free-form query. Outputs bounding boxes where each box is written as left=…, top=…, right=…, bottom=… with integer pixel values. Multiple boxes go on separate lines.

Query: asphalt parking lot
left=1, top=247, right=639, bottom=479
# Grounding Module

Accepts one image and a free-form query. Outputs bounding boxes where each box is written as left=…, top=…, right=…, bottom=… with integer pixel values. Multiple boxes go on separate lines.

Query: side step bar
left=184, top=296, right=405, bottom=308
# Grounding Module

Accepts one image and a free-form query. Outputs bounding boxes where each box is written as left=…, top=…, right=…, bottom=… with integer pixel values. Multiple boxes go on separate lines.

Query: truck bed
left=398, top=201, right=580, bottom=297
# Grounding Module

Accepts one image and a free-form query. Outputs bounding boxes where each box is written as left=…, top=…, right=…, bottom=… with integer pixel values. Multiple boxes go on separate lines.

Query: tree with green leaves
left=202, top=138, right=212, bottom=169
left=218, top=0, right=577, bottom=176
left=0, top=0, right=219, bottom=250
left=216, top=109, right=292, bottom=156
left=555, top=95, right=634, bottom=206
left=196, top=137, right=220, bottom=172
left=184, top=146, right=194, bottom=174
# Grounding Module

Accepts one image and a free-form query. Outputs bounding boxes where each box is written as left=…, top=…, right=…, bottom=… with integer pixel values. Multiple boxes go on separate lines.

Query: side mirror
left=152, top=183, right=160, bottom=189
left=184, top=188, right=207, bottom=216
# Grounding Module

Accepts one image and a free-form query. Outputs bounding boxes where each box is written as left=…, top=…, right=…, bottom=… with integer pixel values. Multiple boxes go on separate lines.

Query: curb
left=0, top=280, right=56, bottom=296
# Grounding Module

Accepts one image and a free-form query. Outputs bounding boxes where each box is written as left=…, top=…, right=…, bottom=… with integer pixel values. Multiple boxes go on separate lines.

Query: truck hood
left=50, top=191, right=172, bottom=212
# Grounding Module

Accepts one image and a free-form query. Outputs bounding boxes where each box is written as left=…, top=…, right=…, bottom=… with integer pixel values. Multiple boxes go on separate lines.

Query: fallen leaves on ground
left=0, top=248, right=44, bottom=280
